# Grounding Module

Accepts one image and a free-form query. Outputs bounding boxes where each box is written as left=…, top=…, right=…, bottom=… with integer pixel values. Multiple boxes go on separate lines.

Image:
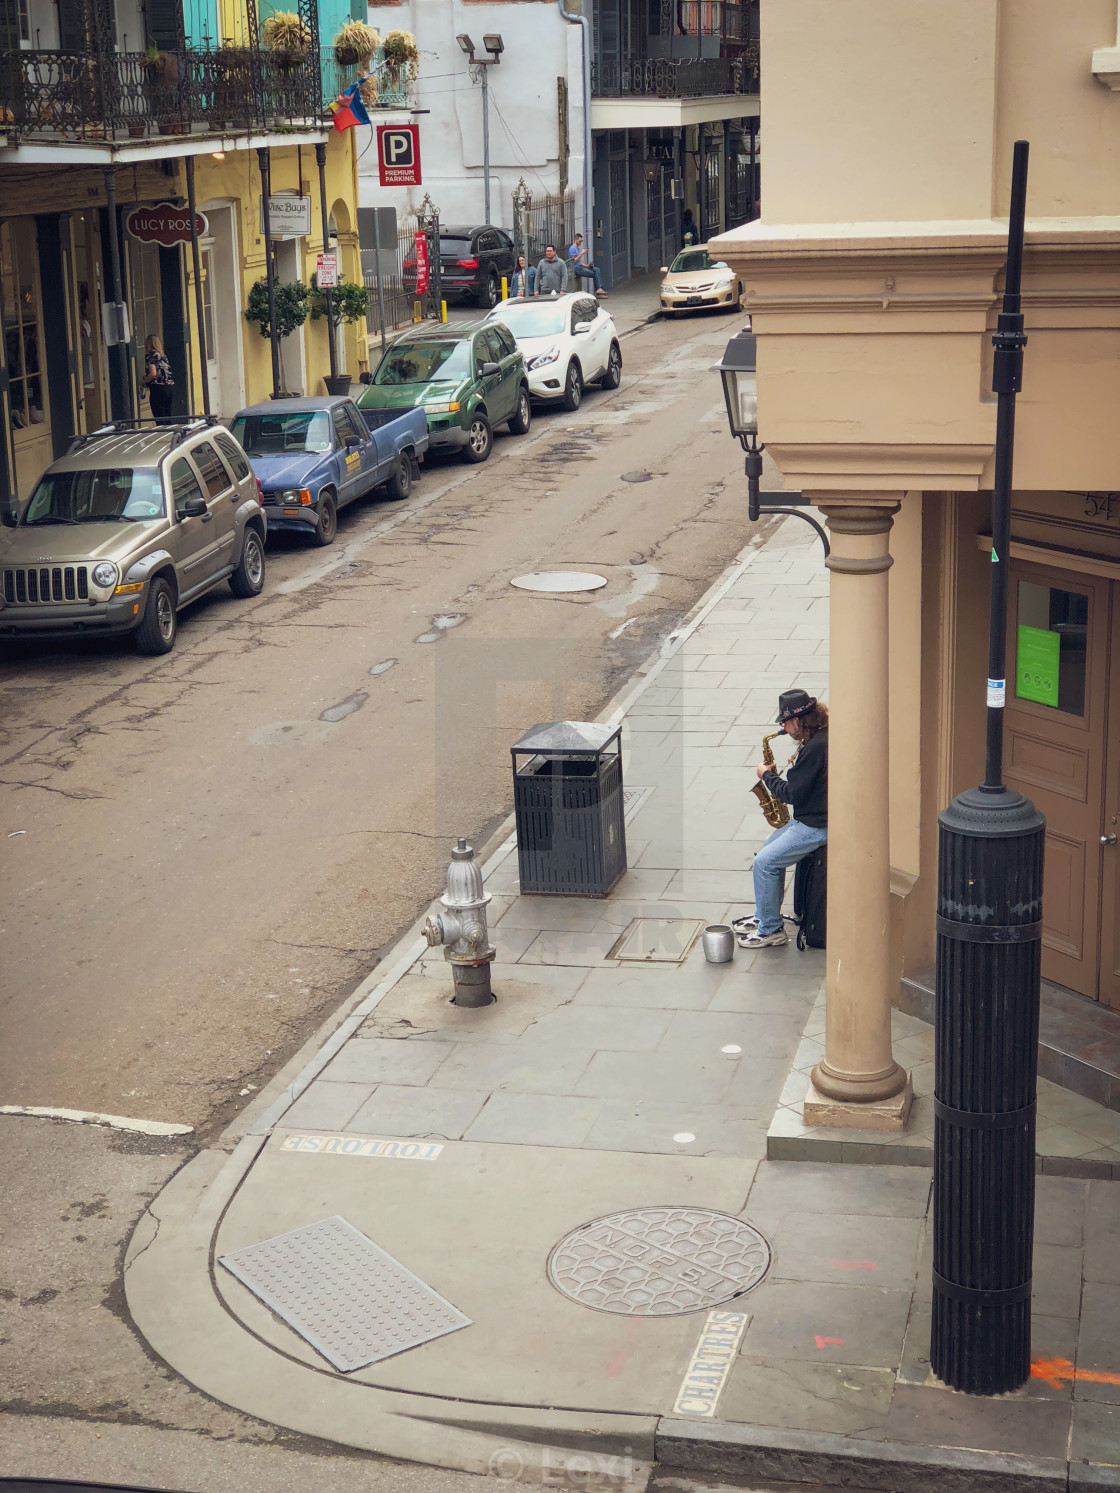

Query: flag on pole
left=330, top=76, right=371, bottom=132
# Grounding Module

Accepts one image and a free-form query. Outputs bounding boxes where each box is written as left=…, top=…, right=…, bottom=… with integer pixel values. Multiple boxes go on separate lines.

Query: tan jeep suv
left=0, top=419, right=266, bottom=655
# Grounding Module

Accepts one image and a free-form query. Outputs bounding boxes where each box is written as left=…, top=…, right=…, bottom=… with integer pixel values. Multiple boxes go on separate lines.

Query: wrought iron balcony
left=0, top=45, right=330, bottom=142
left=591, top=55, right=757, bottom=99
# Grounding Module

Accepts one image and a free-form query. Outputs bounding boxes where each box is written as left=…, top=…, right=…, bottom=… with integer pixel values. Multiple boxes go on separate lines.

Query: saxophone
left=751, top=730, right=791, bottom=829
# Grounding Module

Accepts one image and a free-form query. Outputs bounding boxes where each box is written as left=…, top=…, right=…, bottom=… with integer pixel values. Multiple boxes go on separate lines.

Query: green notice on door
left=1016, top=624, right=1060, bottom=707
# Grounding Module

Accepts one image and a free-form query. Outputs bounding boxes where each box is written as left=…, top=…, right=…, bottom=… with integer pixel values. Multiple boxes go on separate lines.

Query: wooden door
left=1004, top=563, right=1111, bottom=1000
left=1098, top=588, right=1120, bottom=1010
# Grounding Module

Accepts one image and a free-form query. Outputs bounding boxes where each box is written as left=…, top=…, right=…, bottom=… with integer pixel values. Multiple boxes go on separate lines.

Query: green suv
left=0, top=419, right=266, bottom=655
left=356, top=324, right=531, bottom=463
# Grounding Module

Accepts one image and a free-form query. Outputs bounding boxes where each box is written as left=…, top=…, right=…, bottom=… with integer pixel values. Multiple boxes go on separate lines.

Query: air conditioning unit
left=669, top=178, right=685, bottom=200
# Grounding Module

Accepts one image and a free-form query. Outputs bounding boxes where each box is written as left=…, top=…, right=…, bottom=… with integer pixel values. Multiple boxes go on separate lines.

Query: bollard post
left=501, top=276, right=508, bottom=300
left=440, top=300, right=448, bottom=324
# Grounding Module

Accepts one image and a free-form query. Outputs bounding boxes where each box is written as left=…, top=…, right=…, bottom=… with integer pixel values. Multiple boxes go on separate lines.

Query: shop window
left=2, top=219, right=46, bottom=437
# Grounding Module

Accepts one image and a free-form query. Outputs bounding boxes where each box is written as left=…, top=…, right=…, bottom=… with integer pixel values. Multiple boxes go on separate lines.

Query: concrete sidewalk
left=127, top=519, right=1120, bottom=1491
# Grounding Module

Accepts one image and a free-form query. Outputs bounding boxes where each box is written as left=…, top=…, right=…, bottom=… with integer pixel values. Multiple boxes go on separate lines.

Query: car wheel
left=464, top=413, right=493, bottom=463
left=507, top=385, right=532, bottom=436
left=479, top=273, right=499, bottom=309
left=562, top=359, right=583, bottom=411
left=313, top=491, right=337, bottom=546
left=229, top=526, right=266, bottom=597
left=135, top=576, right=177, bottom=655
left=385, top=454, right=412, bottom=501
left=601, top=341, right=623, bottom=390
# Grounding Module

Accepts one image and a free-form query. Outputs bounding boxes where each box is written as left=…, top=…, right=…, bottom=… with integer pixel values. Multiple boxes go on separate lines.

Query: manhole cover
left=511, top=571, right=607, bottom=593
left=548, top=1207, right=770, bottom=1316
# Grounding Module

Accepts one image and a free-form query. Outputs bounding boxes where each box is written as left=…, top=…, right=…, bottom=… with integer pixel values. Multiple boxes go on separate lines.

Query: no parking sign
left=377, top=124, right=422, bottom=187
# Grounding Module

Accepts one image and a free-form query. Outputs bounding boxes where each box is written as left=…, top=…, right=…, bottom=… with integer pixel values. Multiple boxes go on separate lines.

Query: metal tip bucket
left=702, top=924, right=735, bottom=963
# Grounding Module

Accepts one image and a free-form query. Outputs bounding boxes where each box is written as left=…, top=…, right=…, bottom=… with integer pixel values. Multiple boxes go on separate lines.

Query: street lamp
left=458, top=31, right=503, bottom=226
left=716, top=327, right=829, bottom=556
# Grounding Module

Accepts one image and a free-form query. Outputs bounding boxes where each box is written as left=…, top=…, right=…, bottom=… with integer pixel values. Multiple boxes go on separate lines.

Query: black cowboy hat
left=776, top=688, right=817, bottom=723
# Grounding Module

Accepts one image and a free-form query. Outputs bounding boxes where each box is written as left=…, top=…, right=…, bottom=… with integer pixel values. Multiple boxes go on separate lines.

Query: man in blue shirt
left=567, top=234, right=606, bottom=296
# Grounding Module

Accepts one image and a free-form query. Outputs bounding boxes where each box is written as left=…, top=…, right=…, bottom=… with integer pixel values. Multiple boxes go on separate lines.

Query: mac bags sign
left=126, top=204, right=208, bottom=246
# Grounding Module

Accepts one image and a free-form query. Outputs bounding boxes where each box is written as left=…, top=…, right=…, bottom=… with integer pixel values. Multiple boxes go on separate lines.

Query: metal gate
left=511, top=181, right=577, bottom=272
left=609, top=158, right=629, bottom=286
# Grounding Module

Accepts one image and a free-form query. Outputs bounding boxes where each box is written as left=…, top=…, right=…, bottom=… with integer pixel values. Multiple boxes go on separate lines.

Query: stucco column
left=806, top=501, right=913, bottom=1129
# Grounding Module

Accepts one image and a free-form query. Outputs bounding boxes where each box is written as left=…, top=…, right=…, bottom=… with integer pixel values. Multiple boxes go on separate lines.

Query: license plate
left=683, top=296, right=703, bottom=307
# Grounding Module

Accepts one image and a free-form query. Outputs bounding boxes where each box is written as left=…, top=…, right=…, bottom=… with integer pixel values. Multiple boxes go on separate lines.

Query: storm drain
left=609, top=917, right=704, bottom=963
left=218, top=1215, right=471, bottom=1372
left=547, top=1207, right=771, bottom=1316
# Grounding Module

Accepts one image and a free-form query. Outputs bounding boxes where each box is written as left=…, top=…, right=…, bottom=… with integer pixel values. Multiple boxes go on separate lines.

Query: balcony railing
left=591, top=55, right=757, bottom=99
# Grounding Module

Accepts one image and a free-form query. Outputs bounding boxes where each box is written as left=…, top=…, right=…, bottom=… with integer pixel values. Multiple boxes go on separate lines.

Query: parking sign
left=377, top=124, right=421, bottom=187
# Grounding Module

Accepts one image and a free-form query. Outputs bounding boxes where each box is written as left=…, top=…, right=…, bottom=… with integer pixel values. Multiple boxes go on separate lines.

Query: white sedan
left=484, top=293, right=622, bottom=411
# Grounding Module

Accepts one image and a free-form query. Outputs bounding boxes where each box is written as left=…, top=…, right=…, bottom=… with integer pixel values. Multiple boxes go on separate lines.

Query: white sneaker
left=730, top=915, right=758, bottom=935
left=737, top=928, right=789, bottom=949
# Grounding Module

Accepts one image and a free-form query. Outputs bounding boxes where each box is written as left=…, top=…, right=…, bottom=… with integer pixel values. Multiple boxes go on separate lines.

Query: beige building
left=711, top=0, right=1120, bottom=1126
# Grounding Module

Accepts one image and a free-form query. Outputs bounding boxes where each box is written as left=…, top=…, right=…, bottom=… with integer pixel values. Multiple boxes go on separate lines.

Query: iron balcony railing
left=0, top=45, right=415, bottom=141
left=591, top=55, right=757, bottom=99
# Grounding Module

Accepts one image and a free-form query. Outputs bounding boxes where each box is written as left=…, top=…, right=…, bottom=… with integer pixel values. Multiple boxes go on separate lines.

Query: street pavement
left=114, top=519, right=1120, bottom=1490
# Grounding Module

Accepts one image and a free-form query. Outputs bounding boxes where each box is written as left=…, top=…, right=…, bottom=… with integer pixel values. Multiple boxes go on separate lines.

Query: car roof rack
left=69, top=415, right=221, bottom=447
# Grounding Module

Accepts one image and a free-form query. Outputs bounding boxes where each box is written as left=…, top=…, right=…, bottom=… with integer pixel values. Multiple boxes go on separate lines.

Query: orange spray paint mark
left=1031, top=1357, right=1120, bottom=1390
left=815, top=1336, right=845, bottom=1349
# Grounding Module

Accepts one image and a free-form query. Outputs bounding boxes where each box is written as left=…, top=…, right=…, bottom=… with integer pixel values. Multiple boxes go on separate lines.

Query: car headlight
left=528, top=347, right=561, bottom=371
left=716, top=275, right=735, bottom=288
left=281, top=489, right=312, bottom=506
left=91, top=562, right=117, bottom=589
left=423, top=402, right=461, bottom=414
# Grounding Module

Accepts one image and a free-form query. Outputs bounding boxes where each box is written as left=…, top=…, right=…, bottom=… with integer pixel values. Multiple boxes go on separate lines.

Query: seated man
left=567, top=234, right=605, bottom=297
left=735, top=689, right=828, bottom=950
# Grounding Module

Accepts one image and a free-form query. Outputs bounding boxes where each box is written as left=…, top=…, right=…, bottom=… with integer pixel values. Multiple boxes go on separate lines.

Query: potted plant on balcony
left=381, top=29, right=419, bottom=90
left=142, top=44, right=183, bottom=133
left=262, top=10, right=312, bottom=69
left=333, top=19, right=379, bottom=68
left=309, top=272, right=367, bottom=393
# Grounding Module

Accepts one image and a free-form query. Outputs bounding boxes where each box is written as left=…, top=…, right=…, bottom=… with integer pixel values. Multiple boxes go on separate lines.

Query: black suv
left=437, top=225, right=516, bottom=308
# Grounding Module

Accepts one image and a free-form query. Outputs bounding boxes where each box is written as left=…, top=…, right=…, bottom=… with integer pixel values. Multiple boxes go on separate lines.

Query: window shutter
left=57, top=0, right=87, bottom=49
left=144, top=0, right=184, bottom=51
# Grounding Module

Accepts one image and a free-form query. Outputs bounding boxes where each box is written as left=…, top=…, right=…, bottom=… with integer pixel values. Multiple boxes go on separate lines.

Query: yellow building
left=712, top=0, right=1120, bottom=1125
left=1, top=0, right=371, bottom=507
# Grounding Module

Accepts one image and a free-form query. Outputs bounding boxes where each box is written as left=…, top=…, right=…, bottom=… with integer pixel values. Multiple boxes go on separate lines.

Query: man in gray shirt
left=533, top=244, right=568, bottom=296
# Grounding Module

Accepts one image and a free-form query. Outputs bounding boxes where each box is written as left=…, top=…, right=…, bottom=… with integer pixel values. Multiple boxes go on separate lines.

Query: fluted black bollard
left=931, top=788, right=1045, bottom=1394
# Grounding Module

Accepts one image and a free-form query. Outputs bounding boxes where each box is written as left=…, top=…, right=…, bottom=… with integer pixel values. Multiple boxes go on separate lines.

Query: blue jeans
left=752, top=819, right=828, bottom=935
left=572, top=263, right=603, bottom=292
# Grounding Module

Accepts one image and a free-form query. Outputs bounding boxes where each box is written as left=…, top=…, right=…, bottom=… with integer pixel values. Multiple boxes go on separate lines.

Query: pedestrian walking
left=533, top=244, right=568, bottom=297
left=142, top=335, right=175, bottom=420
left=734, top=689, right=828, bottom=949
left=510, top=254, right=535, bottom=298
left=681, top=208, right=698, bottom=247
left=567, top=233, right=606, bottom=296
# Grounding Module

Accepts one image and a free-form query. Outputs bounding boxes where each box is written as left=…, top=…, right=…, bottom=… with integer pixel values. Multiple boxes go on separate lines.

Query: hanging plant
left=309, top=274, right=368, bottom=327
left=358, top=73, right=378, bottom=106
left=142, top=45, right=179, bottom=85
left=261, top=10, right=312, bottom=57
left=381, top=29, right=419, bottom=82
left=333, top=19, right=379, bottom=67
left=244, top=278, right=309, bottom=340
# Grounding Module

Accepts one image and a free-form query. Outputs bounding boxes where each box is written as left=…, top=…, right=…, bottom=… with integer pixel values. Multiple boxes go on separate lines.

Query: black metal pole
left=931, top=139, right=1044, bottom=1397
left=103, top=166, right=134, bottom=420
left=185, top=156, right=210, bottom=417
left=314, top=141, right=338, bottom=383
left=257, top=146, right=282, bottom=398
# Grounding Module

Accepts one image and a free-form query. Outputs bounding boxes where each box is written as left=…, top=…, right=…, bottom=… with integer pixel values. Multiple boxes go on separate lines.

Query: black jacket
left=763, top=727, right=827, bottom=829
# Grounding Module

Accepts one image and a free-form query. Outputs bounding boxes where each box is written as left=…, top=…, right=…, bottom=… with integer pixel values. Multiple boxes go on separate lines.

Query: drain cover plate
left=219, top=1215, right=471, bottom=1372
left=511, top=571, right=607, bottom=593
left=610, top=917, right=705, bottom=963
left=548, top=1207, right=770, bottom=1316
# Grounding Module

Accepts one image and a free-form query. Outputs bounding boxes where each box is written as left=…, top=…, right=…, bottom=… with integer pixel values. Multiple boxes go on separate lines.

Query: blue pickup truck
left=228, top=396, right=428, bottom=547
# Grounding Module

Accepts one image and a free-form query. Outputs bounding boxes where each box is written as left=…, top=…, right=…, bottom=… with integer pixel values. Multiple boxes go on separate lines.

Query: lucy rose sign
left=126, top=203, right=208, bottom=246
left=378, top=124, right=421, bottom=187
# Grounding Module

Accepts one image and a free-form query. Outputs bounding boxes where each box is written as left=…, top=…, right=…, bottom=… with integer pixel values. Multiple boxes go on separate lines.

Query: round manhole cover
left=510, top=571, right=607, bottom=593
left=547, top=1207, right=771, bottom=1317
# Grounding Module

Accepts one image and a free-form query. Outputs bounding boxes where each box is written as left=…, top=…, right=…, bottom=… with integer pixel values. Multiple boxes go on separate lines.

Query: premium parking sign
left=377, top=124, right=421, bottom=187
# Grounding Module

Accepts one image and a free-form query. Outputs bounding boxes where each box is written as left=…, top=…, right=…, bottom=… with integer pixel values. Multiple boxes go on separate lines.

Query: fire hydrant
left=423, top=838, right=496, bottom=1006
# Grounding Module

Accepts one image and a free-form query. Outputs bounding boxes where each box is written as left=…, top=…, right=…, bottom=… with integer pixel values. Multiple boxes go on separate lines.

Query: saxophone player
left=733, top=689, right=829, bottom=949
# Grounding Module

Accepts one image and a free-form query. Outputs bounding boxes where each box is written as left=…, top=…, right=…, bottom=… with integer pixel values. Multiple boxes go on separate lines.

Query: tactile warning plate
left=218, top=1215, right=471, bottom=1372
left=547, top=1207, right=770, bottom=1316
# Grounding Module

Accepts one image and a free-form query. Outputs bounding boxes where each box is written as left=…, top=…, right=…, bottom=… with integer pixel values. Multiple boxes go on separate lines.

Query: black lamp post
left=716, top=327, right=829, bottom=557
left=930, top=139, right=1045, bottom=1397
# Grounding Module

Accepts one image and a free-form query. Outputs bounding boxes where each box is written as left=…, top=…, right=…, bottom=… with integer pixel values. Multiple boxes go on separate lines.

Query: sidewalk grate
left=218, top=1215, right=471, bottom=1372
left=609, top=918, right=704, bottom=963
left=547, top=1207, right=770, bottom=1316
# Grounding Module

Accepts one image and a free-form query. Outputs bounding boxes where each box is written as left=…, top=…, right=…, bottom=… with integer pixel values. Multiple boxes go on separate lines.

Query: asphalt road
left=0, top=309, right=755, bottom=1137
